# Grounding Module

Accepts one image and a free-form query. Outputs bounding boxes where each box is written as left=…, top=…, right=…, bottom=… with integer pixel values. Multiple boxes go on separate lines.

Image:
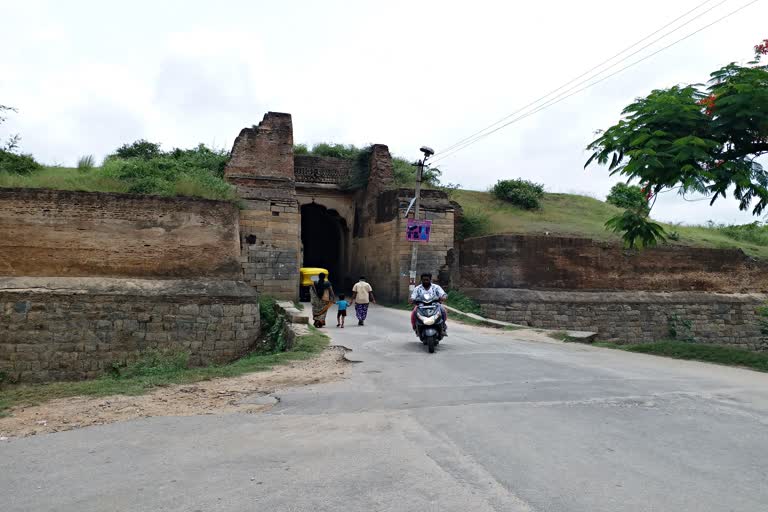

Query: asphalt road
left=3, top=305, right=768, bottom=512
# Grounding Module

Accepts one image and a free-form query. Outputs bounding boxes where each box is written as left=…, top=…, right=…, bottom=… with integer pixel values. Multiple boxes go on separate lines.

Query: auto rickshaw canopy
left=299, top=267, right=329, bottom=287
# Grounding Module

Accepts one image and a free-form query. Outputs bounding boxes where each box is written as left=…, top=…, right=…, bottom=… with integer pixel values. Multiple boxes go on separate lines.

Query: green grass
left=0, top=328, right=329, bottom=416
left=446, top=290, right=483, bottom=316
left=0, top=166, right=237, bottom=201
left=0, top=166, right=131, bottom=193
left=452, top=189, right=768, bottom=259
left=594, top=340, right=768, bottom=372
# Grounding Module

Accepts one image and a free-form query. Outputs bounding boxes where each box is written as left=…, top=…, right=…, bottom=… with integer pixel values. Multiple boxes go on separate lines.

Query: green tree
left=586, top=41, right=768, bottom=247
left=111, top=139, right=163, bottom=160
left=606, top=183, right=649, bottom=212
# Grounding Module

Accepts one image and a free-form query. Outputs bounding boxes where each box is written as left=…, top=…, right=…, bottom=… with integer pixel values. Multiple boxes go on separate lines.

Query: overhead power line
left=431, top=0, right=762, bottom=165
left=435, top=0, right=724, bottom=157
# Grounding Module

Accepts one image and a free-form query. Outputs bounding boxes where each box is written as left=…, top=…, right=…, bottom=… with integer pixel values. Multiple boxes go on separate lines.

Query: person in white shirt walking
left=351, top=276, right=376, bottom=326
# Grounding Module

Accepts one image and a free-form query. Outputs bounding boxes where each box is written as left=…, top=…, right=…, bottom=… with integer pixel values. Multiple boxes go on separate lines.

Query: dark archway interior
left=301, top=203, right=348, bottom=291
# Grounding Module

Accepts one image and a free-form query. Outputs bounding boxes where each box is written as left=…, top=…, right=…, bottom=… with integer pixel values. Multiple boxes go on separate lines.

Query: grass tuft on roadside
left=0, top=328, right=329, bottom=416
left=594, top=340, right=768, bottom=373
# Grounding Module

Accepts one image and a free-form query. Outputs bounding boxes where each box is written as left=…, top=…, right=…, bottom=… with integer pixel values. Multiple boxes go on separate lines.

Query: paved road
left=3, top=305, right=768, bottom=511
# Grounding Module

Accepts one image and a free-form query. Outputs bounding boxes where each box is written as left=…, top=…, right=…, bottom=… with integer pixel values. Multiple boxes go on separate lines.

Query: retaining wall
left=0, top=277, right=260, bottom=383
left=465, top=288, right=768, bottom=350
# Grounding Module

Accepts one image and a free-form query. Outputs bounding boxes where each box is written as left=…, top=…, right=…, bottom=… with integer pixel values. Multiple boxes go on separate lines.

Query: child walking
left=336, top=294, right=349, bottom=328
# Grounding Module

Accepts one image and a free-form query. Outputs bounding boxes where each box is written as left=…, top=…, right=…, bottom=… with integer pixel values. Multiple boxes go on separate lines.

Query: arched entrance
left=301, top=203, right=350, bottom=292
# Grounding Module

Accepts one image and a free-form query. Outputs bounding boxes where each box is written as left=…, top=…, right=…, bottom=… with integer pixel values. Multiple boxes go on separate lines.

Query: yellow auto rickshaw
left=299, top=267, right=329, bottom=302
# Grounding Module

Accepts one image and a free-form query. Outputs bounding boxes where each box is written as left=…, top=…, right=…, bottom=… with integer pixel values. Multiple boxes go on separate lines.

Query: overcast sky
left=2, top=0, right=766, bottom=224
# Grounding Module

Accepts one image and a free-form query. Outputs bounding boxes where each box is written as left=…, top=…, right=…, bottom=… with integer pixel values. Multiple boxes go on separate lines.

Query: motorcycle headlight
left=418, top=314, right=435, bottom=325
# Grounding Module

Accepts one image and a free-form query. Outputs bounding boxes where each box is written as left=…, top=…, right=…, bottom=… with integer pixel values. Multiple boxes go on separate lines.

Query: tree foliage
left=587, top=41, right=768, bottom=247
left=605, top=209, right=667, bottom=249
left=111, top=139, right=163, bottom=160
left=587, top=42, right=768, bottom=215
left=606, top=182, right=649, bottom=211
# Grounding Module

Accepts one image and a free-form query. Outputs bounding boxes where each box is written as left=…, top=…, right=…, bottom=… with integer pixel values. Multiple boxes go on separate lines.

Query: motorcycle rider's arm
left=408, top=286, right=419, bottom=304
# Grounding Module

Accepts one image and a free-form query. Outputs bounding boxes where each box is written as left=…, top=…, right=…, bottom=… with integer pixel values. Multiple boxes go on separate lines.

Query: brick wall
left=225, top=112, right=294, bottom=184
left=353, top=188, right=456, bottom=303
left=460, top=234, right=768, bottom=293
left=352, top=217, right=400, bottom=302
left=465, top=288, right=768, bottom=351
left=0, top=277, right=260, bottom=383
left=239, top=199, right=301, bottom=299
left=225, top=113, right=301, bottom=300
left=0, top=188, right=241, bottom=279
left=294, top=155, right=354, bottom=185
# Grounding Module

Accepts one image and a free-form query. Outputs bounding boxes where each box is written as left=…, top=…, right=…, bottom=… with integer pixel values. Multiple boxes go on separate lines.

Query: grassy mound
left=452, top=189, right=768, bottom=260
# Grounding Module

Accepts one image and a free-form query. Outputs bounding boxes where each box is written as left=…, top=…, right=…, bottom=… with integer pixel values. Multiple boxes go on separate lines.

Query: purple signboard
left=406, top=219, right=432, bottom=242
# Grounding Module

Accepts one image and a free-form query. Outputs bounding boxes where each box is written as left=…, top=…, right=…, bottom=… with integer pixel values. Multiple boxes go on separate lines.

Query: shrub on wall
left=100, top=142, right=234, bottom=200
left=491, top=179, right=544, bottom=209
left=0, top=150, right=43, bottom=175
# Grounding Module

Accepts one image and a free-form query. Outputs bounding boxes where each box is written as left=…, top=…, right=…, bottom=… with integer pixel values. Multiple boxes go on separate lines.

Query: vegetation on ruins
left=294, top=142, right=448, bottom=189
left=100, top=140, right=233, bottom=199
left=491, top=178, right=545, bottom=210
left=586, top=40, right=768, bottom=249
left=0, top=104, right=43, bottom=175
left=0, top=139, right=236, bottom=201
left=455, top=207, right=492, bottom=240
left=77, top=154, right=96, bottom=170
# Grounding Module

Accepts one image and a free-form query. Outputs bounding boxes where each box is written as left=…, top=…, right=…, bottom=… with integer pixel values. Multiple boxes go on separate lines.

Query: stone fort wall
left=459, top=234, right=768, bottom=293
left=467, top=288, right=767, bottom=351
left=0, top=278, right=260, bottom=382
left=226, top=113, right=456, bottom=302
left=0, top=188, right=242, bottom=279
left=458, top=235, right=768, bottom=350
left=0, top=190, right=259, bottom=383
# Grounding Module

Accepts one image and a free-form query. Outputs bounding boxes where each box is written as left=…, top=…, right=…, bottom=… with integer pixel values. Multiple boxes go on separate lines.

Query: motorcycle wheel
left=427, top=336, right=435, bottom=353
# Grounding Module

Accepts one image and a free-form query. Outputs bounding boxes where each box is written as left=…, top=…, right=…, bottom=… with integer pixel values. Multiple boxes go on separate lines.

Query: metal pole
left=408, top=158, right=424, bottom=293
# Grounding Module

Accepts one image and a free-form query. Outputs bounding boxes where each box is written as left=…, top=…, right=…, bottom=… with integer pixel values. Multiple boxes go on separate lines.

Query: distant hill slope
left=451, top=190, right=768, bottom=260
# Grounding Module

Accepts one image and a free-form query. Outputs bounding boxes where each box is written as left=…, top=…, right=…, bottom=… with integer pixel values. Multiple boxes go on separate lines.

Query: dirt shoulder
left=0, top=347, right=349, bottom=439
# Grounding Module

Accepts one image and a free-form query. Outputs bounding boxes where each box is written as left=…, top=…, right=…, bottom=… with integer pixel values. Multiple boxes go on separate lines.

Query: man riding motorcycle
left=409, top=273, right=448, bottom=336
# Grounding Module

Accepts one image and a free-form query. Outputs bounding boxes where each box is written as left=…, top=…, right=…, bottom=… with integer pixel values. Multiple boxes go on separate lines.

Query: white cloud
left=1, top=0, right=767, bottom=223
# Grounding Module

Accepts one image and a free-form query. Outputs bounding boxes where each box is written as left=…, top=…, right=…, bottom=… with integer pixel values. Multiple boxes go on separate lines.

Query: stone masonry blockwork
left=465, top=288, right=768, bottom=351
left=0, top=188, right=242, bottom=279
left=0, top=277, right=260, bottom=383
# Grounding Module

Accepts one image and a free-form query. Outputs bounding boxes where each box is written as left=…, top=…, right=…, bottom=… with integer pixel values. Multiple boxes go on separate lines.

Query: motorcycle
left=414, top=294, right=445, bottom=353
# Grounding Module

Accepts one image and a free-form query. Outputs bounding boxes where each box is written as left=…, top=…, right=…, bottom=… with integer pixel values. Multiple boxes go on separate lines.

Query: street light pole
left=408, top=146, right=433, bottom=294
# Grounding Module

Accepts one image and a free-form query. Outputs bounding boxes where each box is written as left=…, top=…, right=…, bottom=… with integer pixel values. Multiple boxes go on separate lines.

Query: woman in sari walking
left=309, top=272, right=335, bottom=328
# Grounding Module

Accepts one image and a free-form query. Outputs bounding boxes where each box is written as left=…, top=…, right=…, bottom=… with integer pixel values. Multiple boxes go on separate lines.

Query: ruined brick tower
left=225, top=112, right=456, bottom=302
